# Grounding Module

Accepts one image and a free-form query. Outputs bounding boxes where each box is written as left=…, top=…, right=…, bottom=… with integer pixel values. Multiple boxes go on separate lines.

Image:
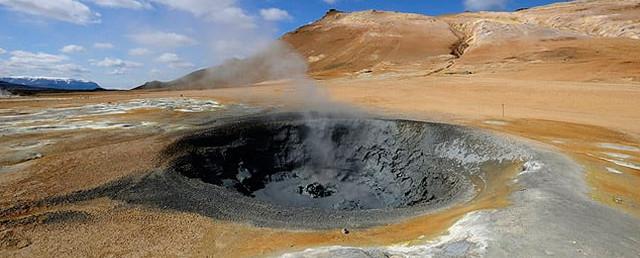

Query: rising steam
left=156, top=39, right=362, bottom=177
left=0, top=89, right=13, bottom=98
left=200, top=40, right=361, bottom=178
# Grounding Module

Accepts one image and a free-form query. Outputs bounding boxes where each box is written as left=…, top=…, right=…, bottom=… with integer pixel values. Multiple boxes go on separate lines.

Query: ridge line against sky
left=0, top=0, right=565, bottom=89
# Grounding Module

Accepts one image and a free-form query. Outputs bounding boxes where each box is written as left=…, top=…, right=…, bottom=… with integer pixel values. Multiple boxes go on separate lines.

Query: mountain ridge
left=134, top=0, right=640, bottom=90
left=1, top=76, right=103, bottom=91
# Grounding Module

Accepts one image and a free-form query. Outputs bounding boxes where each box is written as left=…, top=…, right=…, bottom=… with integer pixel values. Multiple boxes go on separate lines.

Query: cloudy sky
left=0, top=0, right=563, bottom=89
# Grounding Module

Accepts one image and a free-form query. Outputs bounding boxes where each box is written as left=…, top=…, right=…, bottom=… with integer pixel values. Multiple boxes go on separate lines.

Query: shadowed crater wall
left=171, top=116, right=467, bottom=211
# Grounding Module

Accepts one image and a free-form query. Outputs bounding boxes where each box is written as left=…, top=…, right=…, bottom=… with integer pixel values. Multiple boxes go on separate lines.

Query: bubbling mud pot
left=156, top=113, right=526, bottom=229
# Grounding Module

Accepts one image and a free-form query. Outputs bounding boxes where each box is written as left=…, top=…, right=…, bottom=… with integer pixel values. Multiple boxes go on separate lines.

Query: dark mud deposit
left=170, top=115, right=468, bottom=211
left=1, top=113, right=524, bottom=229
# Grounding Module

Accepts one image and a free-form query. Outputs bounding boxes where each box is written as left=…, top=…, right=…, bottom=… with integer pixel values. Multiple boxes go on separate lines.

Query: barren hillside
left=282, top=9, right=461, bottom=78
left=283, top=0, right=640, bottom=82
left=136, top=0, right=640, bottom=90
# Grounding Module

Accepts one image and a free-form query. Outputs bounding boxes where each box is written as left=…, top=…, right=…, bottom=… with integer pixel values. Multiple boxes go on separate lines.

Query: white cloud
left=0, top=50, right=89, bottom=76
left=323, top=0, right=337, bottom=4
left=90, top=57, right=143, bottom=75
left=0, top=48, right=5, bottom=55
left=128, top=47, right=150, bottom=56
left=93, top=42, right=114, bottom=49
left=214, top=7, right=254, bottom=28
left=155, top=53, right=177, bottom=63
left=60, top=44, right=85, bottom=53
left=260, top=8, right=291, bottom=22
left=464, top=0, right=508, bottom=11
left=155, top=52, right=194, bottom=68
left=91, top=57, right=142, bottom=68
left=8, top=50, right=67, bottom=64
left=51, top=63, right=90, bottom=74
left=129, top=31, right=197, bottom=48
left=91, top=0, right=151, bottom=9
left=150, top=0, right=255, bottom=29
left=0, top=0, right=100, bottom=24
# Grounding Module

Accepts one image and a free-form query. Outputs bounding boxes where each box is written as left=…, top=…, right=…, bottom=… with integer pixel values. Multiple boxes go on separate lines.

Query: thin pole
left=502, top=104, right=505, bottom=118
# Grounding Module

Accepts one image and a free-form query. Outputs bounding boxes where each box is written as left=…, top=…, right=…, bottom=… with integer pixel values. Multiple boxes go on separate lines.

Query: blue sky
left=0, top=0, right=564, bottom=89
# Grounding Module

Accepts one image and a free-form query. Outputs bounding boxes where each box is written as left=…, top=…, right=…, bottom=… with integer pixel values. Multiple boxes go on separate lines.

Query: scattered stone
left=613, top=196, right=624, bottom=204
left=298, top=183, right=336, bottom=198
left=445, top=70, right=473, bottom=75
left=27, top=152, right=43, bottom=161
left=519, top=161, right=543, bottom=175
left=342, top=228, right=350, bottom=235
left=18, top=152, right=43, bottom=163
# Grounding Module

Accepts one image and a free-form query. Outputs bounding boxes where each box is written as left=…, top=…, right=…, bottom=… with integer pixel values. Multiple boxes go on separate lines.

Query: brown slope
left=281, top=0, right=640, bottom=82
left=519, top=0, right=640, bottom=39
left=281, top=9, right=462, bottom=77
left=438, top=1, right=640, bottom=82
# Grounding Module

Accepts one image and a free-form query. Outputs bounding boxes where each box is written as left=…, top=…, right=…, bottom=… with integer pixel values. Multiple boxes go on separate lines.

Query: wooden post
left=502, top=104, right=505, bottom=118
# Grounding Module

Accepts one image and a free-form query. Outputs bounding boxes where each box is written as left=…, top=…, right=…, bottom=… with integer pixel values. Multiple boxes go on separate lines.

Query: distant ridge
left=0, top=76, right=103, bottom=91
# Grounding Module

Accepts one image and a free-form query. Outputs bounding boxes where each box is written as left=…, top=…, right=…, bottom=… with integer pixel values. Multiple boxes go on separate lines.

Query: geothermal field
left=1, top=0, right=640, bottom=257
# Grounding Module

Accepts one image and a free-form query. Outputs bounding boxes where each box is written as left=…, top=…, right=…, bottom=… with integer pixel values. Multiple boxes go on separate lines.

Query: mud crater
left=154, top=113, right=524, bottom=228
left=171, top=115, right=467, bottom=212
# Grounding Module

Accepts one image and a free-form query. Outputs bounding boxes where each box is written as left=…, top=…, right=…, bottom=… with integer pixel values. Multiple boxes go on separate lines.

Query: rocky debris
left=297, top=183, right=336, bottom=198
left=23, top=152, right=43, bottom=162
left=613, top=196, right=624, bottom=204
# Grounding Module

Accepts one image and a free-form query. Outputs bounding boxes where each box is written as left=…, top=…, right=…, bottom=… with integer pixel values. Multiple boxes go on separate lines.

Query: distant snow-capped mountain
left=0, top=76, right=102, bottom=90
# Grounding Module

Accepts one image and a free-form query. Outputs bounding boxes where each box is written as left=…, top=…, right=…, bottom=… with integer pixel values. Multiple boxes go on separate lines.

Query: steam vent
left=152, top=113, right=522, bottom=228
